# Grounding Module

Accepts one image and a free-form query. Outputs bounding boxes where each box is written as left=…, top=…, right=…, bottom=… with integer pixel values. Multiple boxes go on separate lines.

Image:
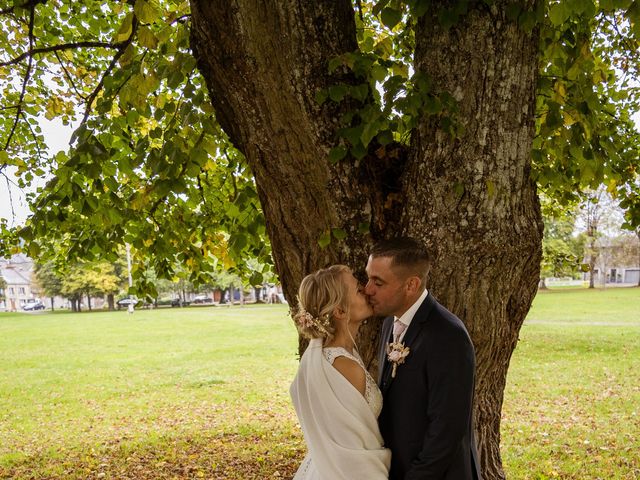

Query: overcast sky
left=1, top=117, right=74, bottom=227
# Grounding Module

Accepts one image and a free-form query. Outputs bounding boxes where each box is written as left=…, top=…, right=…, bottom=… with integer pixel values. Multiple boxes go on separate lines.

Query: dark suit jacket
left=377, top=292, right=482, bottom=480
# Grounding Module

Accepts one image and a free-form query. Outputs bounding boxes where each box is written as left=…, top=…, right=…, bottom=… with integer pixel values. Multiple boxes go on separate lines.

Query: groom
left=365, top=237, right=482, bottom=480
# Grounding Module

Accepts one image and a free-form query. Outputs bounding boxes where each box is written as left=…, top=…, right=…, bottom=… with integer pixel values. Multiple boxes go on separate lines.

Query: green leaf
left=138, top=25, right=158, bottom=49
left=318, top=231, right=331, bottom=248
left=453, top=182, right=465, bottom=198
left=628, top=0, right=640, bottom=36
left=315, top=89, right=329, bottom=105
left=361, top=120, right=380, bottom=147
left=548, top=1, right=571, bottom=26
left=343, top=125, right=364, bottom=146
left=350, top=142, right=367, bottom=159
left=249, top=271, right=263, bottom=286
left=438, top=8, right=459, bottom=29
left=486, top=180, right=496, bottom=198
left=380, top=7, right=402, bottom=29
left=351, top=83, right=369, bottom=102
left=331, top=228, right=347, bottom=240
left=358, top=222, right=370, bottom=234
left=505, top=3, right=522, bottom=21
left=328, top=146, right=348, bottom=163
left=371, top=64, right=388, bottom=82
left=328, top=84, right=348, bottom=102
left=377, top=129, right=394, bottom=145
left=134, top=0, right=160, bottom=24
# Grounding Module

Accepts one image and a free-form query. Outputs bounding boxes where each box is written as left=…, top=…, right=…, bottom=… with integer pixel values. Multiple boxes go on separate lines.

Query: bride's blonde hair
left=293, top=265, right=351, bottom=341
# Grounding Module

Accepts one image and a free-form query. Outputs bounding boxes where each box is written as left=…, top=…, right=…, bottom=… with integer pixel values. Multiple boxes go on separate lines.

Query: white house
left=0, top=254, right=38, bottom=311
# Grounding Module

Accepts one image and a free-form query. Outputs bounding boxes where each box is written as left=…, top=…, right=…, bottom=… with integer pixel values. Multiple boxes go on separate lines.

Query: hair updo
left=293, top=265, right=351, bottom=341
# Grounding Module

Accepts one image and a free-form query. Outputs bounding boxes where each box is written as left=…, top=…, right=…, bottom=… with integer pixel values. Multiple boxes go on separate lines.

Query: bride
left=290, top=265, right=391, bottom=479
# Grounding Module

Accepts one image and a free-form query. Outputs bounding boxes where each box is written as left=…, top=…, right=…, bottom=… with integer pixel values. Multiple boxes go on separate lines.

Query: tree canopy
left=0, top=0, right=638, bottom=290
left=2, top=1, right=639, bottom=477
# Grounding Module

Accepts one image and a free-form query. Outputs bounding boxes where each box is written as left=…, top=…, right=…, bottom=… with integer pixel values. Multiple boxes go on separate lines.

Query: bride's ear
left=333, top=306, right=347, bottom=321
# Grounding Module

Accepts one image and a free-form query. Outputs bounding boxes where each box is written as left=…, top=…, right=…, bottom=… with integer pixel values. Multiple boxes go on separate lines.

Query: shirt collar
left=395, top=288, right=429, bottom=328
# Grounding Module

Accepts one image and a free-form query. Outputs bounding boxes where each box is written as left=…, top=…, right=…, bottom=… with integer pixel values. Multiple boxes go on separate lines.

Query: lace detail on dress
left=323, top=347, right=383, bottom=418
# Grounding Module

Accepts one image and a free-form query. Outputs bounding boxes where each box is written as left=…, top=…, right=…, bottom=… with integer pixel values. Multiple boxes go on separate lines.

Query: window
left=8, top=288, right=14, bottom=295
left=19, top=287, right=26, bottom=294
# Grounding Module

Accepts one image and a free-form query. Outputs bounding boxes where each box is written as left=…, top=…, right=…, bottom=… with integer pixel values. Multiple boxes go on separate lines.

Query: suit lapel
left=380, top=293, right=437, bottom=392
left=377, top=316, right=394, bottom=385
left=401, top=292, right=436, bottom=349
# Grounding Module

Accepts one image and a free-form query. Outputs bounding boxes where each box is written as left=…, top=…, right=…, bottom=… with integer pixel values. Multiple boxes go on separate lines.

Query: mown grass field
left=1, top=287, right=638, bottom=479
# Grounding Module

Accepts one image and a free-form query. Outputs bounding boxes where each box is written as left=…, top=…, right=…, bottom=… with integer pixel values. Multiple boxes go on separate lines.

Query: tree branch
left=80, top=18, right=139, bottom=124
left=54, top=50, right=89, bottom=101
left=3, top=0, right=37, bottom=151
left=0, top=41, right=127, bottom=67
left=0, top=0, right=46, bottom=16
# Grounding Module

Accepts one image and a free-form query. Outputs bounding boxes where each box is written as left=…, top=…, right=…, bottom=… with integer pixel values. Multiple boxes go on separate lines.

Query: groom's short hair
left=370, top=237, right=431, bottom=285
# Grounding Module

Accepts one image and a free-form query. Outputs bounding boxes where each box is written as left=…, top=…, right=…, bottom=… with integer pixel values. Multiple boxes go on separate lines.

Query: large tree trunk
left=107, top=292, right=115, bottom=311
left=408, top=3, right=542, bottom=476
left=588, top=238, right=598, bottom=288
left=190, top=1, right=542, bottom=478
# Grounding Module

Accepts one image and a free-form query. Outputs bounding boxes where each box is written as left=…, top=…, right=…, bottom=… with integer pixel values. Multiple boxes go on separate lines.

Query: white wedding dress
left=323, top=347, right=383, bottom=418
left=290, top=339, right=390, bottom=479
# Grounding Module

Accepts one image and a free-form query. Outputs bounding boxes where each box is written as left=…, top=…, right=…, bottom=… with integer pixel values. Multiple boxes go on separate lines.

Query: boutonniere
left=386, top=341, right=410, bottom=378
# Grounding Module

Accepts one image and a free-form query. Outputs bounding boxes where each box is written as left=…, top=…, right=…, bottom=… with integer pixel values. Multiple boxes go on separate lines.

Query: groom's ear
left=406, top=276, right=421, bottom=294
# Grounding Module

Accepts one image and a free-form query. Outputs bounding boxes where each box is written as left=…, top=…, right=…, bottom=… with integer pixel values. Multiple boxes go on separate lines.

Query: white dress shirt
left=394, top=289, right=429, bottom=343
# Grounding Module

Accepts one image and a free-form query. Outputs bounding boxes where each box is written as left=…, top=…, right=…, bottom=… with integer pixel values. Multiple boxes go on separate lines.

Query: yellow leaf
left=115, top=13, right=134, bottom=42
left=592, top=69, right=608, bottom=84
left=134, top=0, right=160, bottom=24
left=562, top=111, right=576, bottom=126
left=138, top=25, right=158, bottom=49
left=486, top=180, right=496, bottom=198
left=119, top=44, right=136, bottom=67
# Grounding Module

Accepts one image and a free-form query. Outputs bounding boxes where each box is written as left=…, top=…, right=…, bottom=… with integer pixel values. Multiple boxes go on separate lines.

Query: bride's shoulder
left=323, top=346, right=352, bottom=362
left=330, top=354, right=366, bottom=396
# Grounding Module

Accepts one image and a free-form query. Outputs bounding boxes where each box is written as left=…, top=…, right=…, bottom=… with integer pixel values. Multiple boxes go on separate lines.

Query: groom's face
left=364, top=255, right=409, bottom=317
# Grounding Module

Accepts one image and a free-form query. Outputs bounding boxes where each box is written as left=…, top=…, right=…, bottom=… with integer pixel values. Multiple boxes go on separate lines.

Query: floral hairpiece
left=294, top=306, right=331, bottom=336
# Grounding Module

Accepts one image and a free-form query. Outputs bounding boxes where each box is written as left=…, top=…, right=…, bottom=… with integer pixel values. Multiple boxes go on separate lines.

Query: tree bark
left=408, top=3, right=542, bottom=477
left=107, top=293, right=115, bottom=311
left=190, top=1, right=542, bottom=478
left=588, top=238, right=598, bottom=288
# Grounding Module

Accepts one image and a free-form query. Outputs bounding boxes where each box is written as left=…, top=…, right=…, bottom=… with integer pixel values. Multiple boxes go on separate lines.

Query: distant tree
left=83, top=262, right=120, bottom=310
left=578, top=188, right=625, bottom=288
left=60, top=265, right=88, bottom=312
left=540, top=198, right=583, bottom=287
left=52, top=261, right=121, bottom=312
left=0, top=275, right=6, bottom=302
left=34, top=261, right=63, bottom=310
left=205, top=270, right=241, bottom=304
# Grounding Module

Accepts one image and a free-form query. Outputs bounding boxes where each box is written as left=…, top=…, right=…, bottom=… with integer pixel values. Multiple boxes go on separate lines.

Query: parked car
left=23, top=301, right=45, bottom=311
left=116, top=297, right=141, bottom=307
left=171, top=298, right=190, bottom=307
left=192, top=294, right=213, bottom=304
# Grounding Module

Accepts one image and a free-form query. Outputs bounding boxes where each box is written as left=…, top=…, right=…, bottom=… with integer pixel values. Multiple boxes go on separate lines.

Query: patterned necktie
left=393, top=320, right=407, bottom=343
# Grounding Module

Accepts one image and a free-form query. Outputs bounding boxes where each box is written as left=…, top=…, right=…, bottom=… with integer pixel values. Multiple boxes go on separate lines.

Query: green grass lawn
left=503, top=287, right=640, bottom=479
left=0, top=305, right=303, bottom=479
left=0, top=287, right=638, bottom=479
